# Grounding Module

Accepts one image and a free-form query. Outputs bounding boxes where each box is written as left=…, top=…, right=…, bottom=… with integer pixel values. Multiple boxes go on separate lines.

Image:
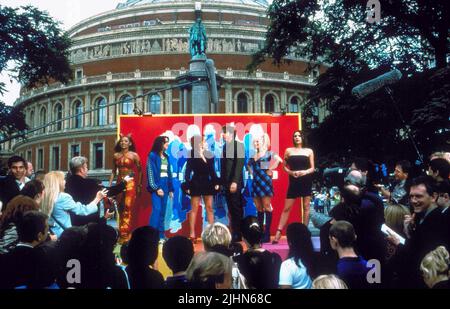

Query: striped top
left=160, top=156, right=168, bottom=178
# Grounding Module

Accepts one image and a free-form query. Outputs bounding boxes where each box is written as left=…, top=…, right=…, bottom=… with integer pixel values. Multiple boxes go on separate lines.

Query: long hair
left=113, top=135, right=137, bottom=153
left=292, top=130, right=304, bottom=146
left=0, top=195, right=39, bottom=235
left=41, top=171, right=65, bottom=217
left=286, top=223, right=316, bottom=278
left=150, top=136, right=168, bottom=154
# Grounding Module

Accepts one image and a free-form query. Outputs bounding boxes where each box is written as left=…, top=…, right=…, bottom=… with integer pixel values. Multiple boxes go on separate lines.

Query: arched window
left=265, top=94, right=275, bottom=113
left=73, top=100, right=83, bottom=129
left=289, top=96, right=300, bottom=113
left=121, top=95, right=133, bottom=115
left=237, top=93, right=248, bottom=113
left=148, top=94, right=161, bottom=114
left=39, top=107, right=47, bottom=133
left=54, top=103, right=63, bottom=131
left=96, top=97, right=107, bottom=126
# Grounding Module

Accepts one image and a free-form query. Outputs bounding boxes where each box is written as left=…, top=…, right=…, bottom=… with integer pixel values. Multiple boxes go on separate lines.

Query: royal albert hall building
left=8, top=0, right=327, bottom=179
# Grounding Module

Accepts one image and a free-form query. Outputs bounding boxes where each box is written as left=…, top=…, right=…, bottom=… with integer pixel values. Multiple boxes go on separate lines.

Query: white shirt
left=279, top=257, right=312, bottom=289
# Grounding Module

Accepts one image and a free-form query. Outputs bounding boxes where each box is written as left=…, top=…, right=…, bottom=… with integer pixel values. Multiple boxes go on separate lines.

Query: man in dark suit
left=0, top=211, right=49, bottom=289
left=65, top=156, right=129, bottom=226
left=0, top=156, right=29, bottom=207
left=220, top=124, right=245, bottom=242
left=387, top=175, right=447, bottom=288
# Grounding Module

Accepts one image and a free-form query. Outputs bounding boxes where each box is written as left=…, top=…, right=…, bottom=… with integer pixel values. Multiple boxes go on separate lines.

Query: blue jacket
left=146, top=151, right=174, bottom=193
left=49, top=192, right=98, bottom=237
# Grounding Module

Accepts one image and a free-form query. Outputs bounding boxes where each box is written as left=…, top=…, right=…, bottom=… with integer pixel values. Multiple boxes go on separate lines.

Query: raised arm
left=269, top=153, right=283, bottom=171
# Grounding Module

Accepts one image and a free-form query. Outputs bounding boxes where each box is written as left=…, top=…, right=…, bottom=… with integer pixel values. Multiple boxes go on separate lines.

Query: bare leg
left=302, top=196, right=311, bottom=227
left=189, top=196, right=201, bottom=238
left=203, top=195, right=214, bottom=224
left=273, top=198, right=296, bottom=243
left=261, top=197, right=272, bottom=212
left=253, top=197, right=263, bottom=212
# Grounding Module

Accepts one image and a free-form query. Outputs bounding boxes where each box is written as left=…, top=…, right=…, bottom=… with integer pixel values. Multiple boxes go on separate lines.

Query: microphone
left=351, top=69, right=402, bottom=99
left=205, top=58, right=219, bottom=105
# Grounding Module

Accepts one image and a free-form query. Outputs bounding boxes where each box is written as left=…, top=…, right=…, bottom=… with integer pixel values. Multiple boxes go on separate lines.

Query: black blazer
left=65, top=174, right=126, bottom=226
left=399, top=207, right=447, bottom=288
left=65, top=174, right=127, bottom=204
left=0, top=175, right=22, bottom=207
left=220, top=140, right=245, bottom=187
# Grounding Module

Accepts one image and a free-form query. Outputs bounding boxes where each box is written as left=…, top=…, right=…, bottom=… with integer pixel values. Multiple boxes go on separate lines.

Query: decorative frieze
left=69, top=38, right=263, bottom=63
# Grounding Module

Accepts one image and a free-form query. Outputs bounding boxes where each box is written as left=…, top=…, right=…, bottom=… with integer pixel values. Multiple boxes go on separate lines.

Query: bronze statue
left=189, top=18, right=207, bottom=57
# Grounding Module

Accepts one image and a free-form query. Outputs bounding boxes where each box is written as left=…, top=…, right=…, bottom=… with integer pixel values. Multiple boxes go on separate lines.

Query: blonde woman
left=247, top=133, right=282, bottom=243
left=184, top=135, right=220, bottom=243
left=312, top=274, right=348, bottom=289
left=41, top=171, right=107, bottom=237
left=420, top=246, right=450, bottom=289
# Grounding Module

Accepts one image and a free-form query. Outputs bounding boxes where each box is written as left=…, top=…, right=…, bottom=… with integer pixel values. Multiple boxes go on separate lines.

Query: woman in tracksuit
left=147, top=136, right=173, bottom=240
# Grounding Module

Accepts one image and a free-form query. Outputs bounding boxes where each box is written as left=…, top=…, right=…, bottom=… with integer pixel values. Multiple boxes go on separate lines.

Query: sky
left=0, top=0, right=118, bottom=105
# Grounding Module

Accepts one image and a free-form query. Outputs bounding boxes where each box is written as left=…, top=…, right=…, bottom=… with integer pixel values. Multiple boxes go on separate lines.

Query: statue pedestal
left=189, top=56, right=210, bottom=114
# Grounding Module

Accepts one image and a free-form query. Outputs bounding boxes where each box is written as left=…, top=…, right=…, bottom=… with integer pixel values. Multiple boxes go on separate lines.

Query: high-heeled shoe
left=272, top=229, right=282, bottom=244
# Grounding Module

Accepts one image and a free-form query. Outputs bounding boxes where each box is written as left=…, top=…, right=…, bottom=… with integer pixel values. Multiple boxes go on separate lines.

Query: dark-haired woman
left=273, top=130, right=314, bottom=243
left=279, top=223, right=315, bottom=289
left=109, top=134, right=142, bottom=243
left=147, top=136, right=174, bottom=241
left=235, top=216, right=281, bottom=289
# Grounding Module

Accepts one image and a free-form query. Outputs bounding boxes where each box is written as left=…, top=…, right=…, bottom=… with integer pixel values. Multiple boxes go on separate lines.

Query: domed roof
left=116, top=0, right=269, bottom=9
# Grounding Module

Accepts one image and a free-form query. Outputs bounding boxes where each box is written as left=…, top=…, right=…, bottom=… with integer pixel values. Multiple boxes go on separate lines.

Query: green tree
left=0, top=5, right=72, bottom=140
left=249, top=0, right=449, bottom=165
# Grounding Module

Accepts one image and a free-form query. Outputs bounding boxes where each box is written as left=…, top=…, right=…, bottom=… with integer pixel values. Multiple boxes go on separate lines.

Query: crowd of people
left=0, top=125, right=449, bottom=289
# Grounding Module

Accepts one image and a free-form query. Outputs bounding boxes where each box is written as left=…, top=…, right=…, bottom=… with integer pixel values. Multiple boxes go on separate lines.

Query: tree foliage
left=250, top=0, right=449, bottom=166
left=0, top=5, right=72, bottom=140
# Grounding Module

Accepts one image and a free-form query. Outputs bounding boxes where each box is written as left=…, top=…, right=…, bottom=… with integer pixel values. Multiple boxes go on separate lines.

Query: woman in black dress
left=183, top=135, right=220, bottom=243
left=273, top=130, right=315, bottom=243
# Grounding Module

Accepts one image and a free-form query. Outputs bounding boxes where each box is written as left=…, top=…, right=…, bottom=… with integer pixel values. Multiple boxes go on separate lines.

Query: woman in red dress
left=109, top=134, right=142, bottom=243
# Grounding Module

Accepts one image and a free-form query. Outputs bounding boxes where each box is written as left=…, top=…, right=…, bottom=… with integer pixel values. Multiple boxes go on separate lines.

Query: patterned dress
left=115, top=155, right=137, bottom=243
left=248, top=151, right=274, bottom=197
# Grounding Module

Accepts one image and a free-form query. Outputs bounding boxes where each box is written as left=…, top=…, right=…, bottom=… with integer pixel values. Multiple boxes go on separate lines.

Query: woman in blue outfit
left=147, top=136, right=174, bottom=240
left=41, top=171, right=107, bottom=237
left=247, top=133, right=282, bottom=243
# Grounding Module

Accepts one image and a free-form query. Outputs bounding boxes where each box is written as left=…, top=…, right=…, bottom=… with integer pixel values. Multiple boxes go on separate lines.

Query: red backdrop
left=118, top=114, right=303, bottom=236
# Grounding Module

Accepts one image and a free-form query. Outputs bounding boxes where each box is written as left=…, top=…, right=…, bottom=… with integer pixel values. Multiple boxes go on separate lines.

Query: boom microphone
left=205, top=58, right=219, bottom=105
left=352, top=69, right=402, bottom=99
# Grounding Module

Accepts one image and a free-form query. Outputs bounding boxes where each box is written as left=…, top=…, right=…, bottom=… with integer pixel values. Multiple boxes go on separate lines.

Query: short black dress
left=286, top=155, right=313, bottom=198
left=248, top=151, right=274, bottom=197
left=184, top=151, right=219, bottom=196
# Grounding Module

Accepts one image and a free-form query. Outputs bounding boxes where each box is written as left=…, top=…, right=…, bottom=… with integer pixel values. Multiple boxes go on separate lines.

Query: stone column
left=137, top=86, right=143, bottom=113
left=108, top=87, right=115, bottom=124
left=281, top=88, right=287, bottom=113
left=46, top=99, right=52, bottom=133
left=253, top=85, right=261, bottom=113
left=165, top=87, right=172, bottom=114
left=84, top=91, right=91, bottom=127
left=64, top=95, right=70, bottom=131
left=225, top=83, right=232, bottom=113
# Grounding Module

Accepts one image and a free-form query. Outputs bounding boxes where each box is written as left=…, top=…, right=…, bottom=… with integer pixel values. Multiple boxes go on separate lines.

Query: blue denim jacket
left=146, top=151, right=174, bottom=193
